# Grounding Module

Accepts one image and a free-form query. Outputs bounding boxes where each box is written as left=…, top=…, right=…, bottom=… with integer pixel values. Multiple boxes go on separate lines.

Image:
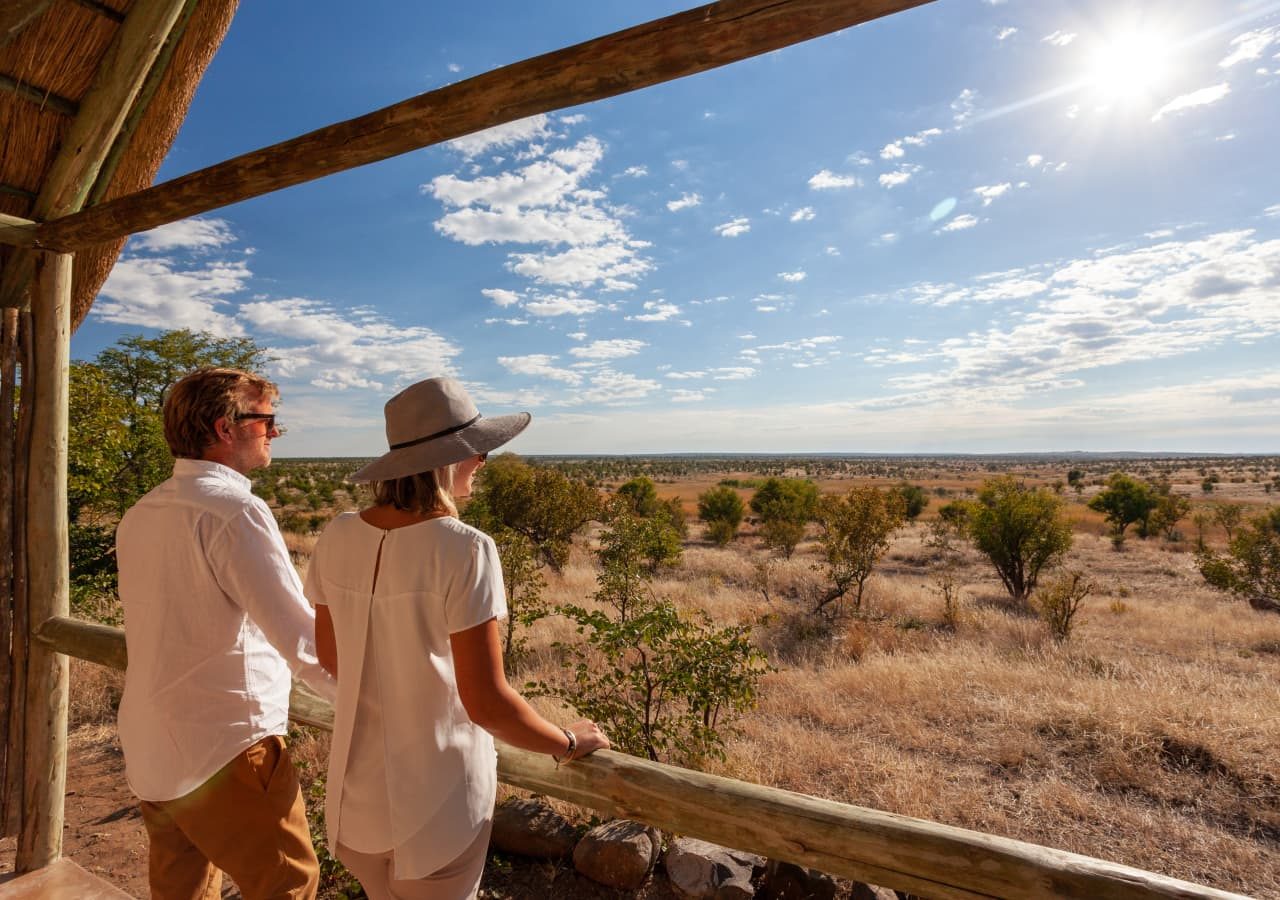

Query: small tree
left=616, top=476, right=661, bottom=517
left=1212, top=503, right=1245, bottom=543
left=813, top=486, right=906, bottom=615
left=1147, top=491, right=1190, bottom=541
left=601, top=497, right=682, bottom=574
left=490, top=527, right=548, bottom=672
left=698, top=485, right=745, bottom=546
left=1035, top=570, right=1093, bottom=641
left=889, top=482, right=929, bottom=521
left=965, top=476, right=1073, bottom=606
left=1197, top=508, right=1280, bottom=614
left=464, top=454, right=601, bottom=572
left=1088, top=473, right=1159, bottom=539
left=750, top=477, right=819, bottom=558
left=543, top=510, right=769, bottom=763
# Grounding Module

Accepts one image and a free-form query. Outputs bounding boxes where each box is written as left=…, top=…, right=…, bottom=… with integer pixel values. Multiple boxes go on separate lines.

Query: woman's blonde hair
left=371, top=463, right=459, bottom=517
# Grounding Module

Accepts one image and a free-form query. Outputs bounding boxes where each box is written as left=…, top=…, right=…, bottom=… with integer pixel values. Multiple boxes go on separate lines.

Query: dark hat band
left=389, top=414, right=481, bottom=451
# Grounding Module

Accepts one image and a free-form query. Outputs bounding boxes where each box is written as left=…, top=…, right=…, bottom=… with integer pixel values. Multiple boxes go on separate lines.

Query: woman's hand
left=566, top=719, right=610, bottom=760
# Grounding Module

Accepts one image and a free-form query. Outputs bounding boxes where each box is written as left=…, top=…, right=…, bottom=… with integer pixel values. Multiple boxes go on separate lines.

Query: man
left=116, top=367, right=337, bottom=900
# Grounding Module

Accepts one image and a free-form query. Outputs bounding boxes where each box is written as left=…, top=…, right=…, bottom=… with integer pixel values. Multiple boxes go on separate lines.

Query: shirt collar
left=173, top=458, right=253, bottom=493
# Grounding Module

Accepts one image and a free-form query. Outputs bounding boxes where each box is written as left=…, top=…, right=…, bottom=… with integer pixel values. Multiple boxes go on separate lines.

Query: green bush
left=698, top=486, right=745, bottom=546
left=749, top=477, right=819, bottom=558
left=965, top=476, right=1073, bottom=606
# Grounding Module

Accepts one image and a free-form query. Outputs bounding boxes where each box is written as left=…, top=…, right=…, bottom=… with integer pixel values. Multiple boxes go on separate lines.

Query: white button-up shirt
left=116, top=458, right=337, bottom=802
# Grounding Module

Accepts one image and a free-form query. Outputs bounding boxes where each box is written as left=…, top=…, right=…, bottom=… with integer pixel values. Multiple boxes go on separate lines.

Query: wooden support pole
left=0, top=307, right=16, bottom=836
left=2, top=306, right=32, bottom=839
left=33, top=0, right=934, bottom=252
left=29, top=616, right=1253, bottom=900
left=15, top=251, right=70, bottom=871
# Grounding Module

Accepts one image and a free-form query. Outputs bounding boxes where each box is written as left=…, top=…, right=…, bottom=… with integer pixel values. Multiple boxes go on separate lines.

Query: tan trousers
left=336, top=820, right=492, bottom=900
left=140, top=735, right=320, bottom=900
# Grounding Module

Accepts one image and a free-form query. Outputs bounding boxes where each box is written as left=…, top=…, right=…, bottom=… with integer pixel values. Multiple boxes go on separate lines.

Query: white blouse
left=305, top=513, right=506, bottom=879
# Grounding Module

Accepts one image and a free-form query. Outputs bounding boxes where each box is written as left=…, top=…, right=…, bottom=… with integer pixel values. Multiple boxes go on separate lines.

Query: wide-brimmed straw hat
left=350, top=377, right=530, bottom=483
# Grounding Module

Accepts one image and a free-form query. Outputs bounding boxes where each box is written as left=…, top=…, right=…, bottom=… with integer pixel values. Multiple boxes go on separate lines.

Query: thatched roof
left=0, top=0, right=238, bottom=330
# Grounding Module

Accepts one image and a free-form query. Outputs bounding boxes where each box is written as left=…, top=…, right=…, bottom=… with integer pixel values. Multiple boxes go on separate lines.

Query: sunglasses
left=478, top=452, right=488, bottom=463
left=236, top=412, right=286, bottom=435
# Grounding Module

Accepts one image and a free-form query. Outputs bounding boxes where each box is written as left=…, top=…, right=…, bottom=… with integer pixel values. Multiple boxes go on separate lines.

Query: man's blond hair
left=163, top=367, right=279, bottom=459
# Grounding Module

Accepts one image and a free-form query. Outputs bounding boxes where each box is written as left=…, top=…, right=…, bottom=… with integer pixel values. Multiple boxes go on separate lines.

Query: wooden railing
left=35, top=615, right=1248, bottom=900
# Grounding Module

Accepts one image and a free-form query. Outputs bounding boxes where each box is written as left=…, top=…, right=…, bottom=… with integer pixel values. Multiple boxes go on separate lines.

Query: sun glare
left=1085, top=28, right=1172, bottom=102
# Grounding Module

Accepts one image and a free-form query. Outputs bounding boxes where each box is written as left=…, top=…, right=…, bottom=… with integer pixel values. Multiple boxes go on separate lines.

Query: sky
left=70, top=0, right=1280, bottom=456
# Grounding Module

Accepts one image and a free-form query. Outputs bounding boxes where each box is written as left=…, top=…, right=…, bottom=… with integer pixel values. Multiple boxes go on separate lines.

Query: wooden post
left=15, top=251, right=70, bottom=871
left=0, top=306, right=17, bottom=836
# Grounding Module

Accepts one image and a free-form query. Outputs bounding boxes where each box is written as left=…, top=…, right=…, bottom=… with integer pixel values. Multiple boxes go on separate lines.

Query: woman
left=306, top=376, right=608, bottom=899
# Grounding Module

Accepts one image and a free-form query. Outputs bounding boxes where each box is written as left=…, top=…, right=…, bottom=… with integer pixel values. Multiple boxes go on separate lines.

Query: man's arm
left=207, top=503, right=338, bottom=703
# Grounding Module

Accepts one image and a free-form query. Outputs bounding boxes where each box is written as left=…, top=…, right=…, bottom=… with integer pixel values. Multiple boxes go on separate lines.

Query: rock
left=489, top=797, right=579, bottom=859
left=759, top=859, right=840, bottom=900
left=849, top=884, right=897, bottom=900
left=573, top=819, right=660, bottom=890
left=664, top=836, right=763, bottom=898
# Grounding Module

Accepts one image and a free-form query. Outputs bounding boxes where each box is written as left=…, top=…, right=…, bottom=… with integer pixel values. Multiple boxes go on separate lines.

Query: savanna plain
left=15, top=454, right=1280, bottom=899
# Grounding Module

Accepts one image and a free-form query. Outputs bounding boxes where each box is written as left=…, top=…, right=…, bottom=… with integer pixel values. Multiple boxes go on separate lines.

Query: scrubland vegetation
left=64, top=444, right=1280, bottom=897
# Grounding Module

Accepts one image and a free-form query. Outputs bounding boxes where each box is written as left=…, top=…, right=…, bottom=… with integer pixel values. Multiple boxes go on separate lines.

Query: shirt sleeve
left=444, top=532, right=509, bottom=634
left=208, top=500, right=338, bottom=704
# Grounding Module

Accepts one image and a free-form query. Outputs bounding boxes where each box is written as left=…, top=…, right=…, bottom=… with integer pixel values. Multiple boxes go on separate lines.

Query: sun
left=1085, top=27, right=1172, bottom=103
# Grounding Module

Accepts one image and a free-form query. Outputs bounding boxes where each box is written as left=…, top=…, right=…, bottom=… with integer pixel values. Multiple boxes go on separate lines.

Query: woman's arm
left=315, top=604, right=338, bottom=678
left=452, top=617, right=608, bottom=761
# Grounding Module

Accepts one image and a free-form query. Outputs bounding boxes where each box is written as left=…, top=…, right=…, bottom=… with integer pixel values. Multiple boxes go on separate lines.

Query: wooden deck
left=0, top=858, right=133, bottom=899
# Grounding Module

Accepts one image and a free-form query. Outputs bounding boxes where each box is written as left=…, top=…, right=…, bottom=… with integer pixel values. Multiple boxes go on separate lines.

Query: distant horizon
left=270, top=449, right=1280, bottom=461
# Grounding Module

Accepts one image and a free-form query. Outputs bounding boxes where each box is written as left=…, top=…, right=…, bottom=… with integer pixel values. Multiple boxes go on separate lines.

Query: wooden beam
left=0, top=73, right=78, bottom=118
left=0, top=0, right=192, bottom=306
left=32, top=615, right=1251, bottom=900
left=0, top=213, right=39, bottom=249
left=66, top=0, right=125, bottom=24
left=15, top=251, right=70, bottom=872
left=35, top=0, right=935, bottom=252
left=0, top=0, right=52, bottom=47
left=0, top=184, right=37, bottom=202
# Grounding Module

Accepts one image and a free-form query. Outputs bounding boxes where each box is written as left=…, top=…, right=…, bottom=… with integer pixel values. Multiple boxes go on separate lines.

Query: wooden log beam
left=0, top=213, right=39, bottom=249
left=0, top=0, right=52, bottom=47
left=0, top=73, right=79, bottom=118
left=15, top=251, right=70, bottom=872
left=32, top=615, right=1249, bottom=900
left=0, top=0, right=193, bottom=306
left=0, top=308, right=15, bottom=836
left=35, top=0, right=935, bottom=252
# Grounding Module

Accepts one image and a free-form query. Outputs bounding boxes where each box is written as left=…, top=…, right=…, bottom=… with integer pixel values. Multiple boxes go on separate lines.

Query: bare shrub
left=1035, top=570, right=1094, bottom=642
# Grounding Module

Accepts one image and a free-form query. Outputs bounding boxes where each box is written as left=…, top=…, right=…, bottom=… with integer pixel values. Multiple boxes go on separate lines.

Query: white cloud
left=996, top=27, right=1017, bottom=41
left=484, top=317, right=528, bottom=326
left=627, top=301, right=682, bottom=322
left=790, top=207, right=815, bottom=222
left=669, top=389, right=711, bottom=403
left=665, top=371, right=706, bottom=380
left=509, top=242, right=652, bottom=290
left=711, top=367, right=756, bottom=380
left=569, top=339, right=646, bottom=360
left=133, top=217, right=236, bottom=252
left=240, top=298, right=461, bottom=391
left=808, top=170, right=860, bottom=190
left=1264, top=203, right=1280, bottom=218
left=560, top=114, right=586, bottom=125
left=973, top=183, right=1012, bottom=206
left=482, top=288, right=521, bottom=307
left=951, top=88, right=977, bottom=124
left=97, top=256, right=249, bottom=335
left=1041, top=30, right=1077, bottom=47
left=447, top=62, right=461, bottom=74
left=620, top=165, right=648, bottom=178
left=667, top=192, right=702, bottom=212
left=498, top=354, right=582, bottom=384
left=1220, top=26, right=1279, bottom=68
left=524, top=294, right=604, bottom=317
left=880, top=142, right=904, bottom=160
left=446, top=115, right=553, bottom=158
left=879, top=165, right=921, bottom=188
left=939, top=214, right=980, bottom=232
left=714, top=217, right=751, bottom=238
left=778, top=270, right=807, bottom=282
left=570, top=369, right=661, bottom=405
left=878, top=233, right=898, bottom=245
left=1152, top=84, right=1231, bottom=121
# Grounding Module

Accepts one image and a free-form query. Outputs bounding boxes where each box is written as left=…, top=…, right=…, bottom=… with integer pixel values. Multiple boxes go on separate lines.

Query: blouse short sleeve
left=302, top=531, right=327, bottom=608
left=445, top=532, right=508, bottom=634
